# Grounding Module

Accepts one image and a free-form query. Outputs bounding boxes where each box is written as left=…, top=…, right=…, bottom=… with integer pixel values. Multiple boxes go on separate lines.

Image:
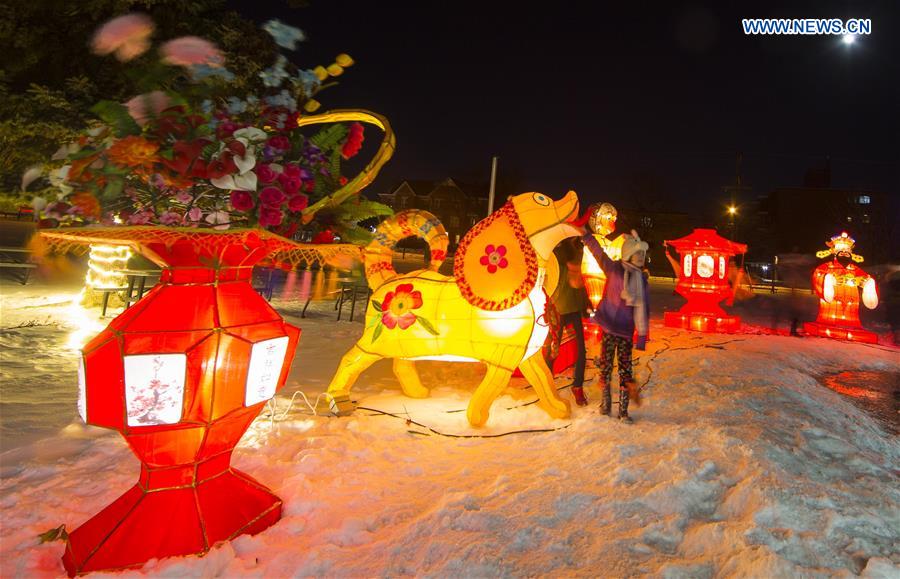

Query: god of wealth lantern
left=581, top=203, right=626, bottom=309
left=40, top=227, right=305, bottom=576
left=803, top=232, right=879, bottom=344
left=663, top=228, right=747, bottom=333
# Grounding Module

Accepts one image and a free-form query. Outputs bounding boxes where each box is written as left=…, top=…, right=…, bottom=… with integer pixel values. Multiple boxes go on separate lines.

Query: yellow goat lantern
left=327, top=191, right=582, bottom=426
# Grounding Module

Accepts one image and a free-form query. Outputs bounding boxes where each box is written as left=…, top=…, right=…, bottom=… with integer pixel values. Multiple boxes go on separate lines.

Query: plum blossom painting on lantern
left=123, top=354, right=187, bottom=426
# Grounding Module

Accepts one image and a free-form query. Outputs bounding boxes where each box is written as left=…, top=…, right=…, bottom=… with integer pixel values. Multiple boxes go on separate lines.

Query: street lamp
left=726, top=205, right=737, bottom=239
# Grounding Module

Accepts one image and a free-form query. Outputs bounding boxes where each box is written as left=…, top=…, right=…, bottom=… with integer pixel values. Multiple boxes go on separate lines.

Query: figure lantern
left=40, top=228, right=310, bottom=576
left=663, top=228, right=747, bottom=333
left=327, top=191, right=582, bottom=427
left=803, top=232, right=879, bottom=344
left=580, top=203, right=625, bottom=309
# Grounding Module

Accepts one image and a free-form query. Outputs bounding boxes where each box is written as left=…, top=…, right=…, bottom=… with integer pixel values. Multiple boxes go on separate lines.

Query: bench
left=300, top=279, right=372, bottom=322
left=0, top=247, right=37, bottom=285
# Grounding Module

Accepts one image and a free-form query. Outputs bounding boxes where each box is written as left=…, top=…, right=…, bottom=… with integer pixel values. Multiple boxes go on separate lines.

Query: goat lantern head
left=328, top=191, right=582, bottom=427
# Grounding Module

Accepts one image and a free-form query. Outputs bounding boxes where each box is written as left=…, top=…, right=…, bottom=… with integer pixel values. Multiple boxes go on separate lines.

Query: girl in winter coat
left=582, top=230, right=650, bottom=423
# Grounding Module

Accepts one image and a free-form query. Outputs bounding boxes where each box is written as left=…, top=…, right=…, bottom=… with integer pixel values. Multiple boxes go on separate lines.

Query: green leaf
left=101, top=177, right=124, bottom=200
left=371, top=300, right=382, bottom=312
left=309, top=124, right=348, bottom=152
left=38, top=524, right=68, bottom=544
left=90, top=100, right=140, bottom=137
left=371, top=322, right=383, bottom=343
left=417, top=316, right=439, bottom=336
left=330, top=148, right=342, bottom=179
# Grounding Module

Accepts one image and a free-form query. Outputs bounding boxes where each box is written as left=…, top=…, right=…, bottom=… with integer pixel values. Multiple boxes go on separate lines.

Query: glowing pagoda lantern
left=41, top=228, right=302, bottom=576
left=803, top=232, right=878, bottom=344
left=663, top=228, right=747, bottom=333
left=581, top=203, right=624, bottom=309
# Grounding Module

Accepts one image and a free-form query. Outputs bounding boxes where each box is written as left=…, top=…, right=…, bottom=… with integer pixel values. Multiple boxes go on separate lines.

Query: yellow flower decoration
left=304, top=99, right=321, bottom=112
left=313, top=65, right=328, bottom=81
left=335, top=53, right=354, bottom=67
left=327, top=64, right=344, bottom=77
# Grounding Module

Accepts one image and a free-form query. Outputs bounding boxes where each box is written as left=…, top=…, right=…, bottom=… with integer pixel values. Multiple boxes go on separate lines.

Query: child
left=551, top=237, right=589, bottom=405
left=582, top=230, right=650, bottom=423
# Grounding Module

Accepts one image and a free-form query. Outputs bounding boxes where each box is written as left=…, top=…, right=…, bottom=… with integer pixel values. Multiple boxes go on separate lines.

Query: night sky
left=233, top=1, right=898, bottom=214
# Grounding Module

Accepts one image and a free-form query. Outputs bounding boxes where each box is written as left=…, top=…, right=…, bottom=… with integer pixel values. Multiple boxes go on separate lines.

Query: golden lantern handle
left=296, top=109, right=396, bottom=224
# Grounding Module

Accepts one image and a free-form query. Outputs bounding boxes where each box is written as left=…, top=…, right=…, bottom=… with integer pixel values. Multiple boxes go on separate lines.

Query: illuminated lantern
left=580, top=203, right=625, bottom=309
left=81, top=244, right=132, bottom=306
left=328, top=191, right=582, bottom=426
left=803, top=232, right=878, bottom=344
left=40, top=228, right=301, bottom=576
left=663, top=228, right=747, bottom=333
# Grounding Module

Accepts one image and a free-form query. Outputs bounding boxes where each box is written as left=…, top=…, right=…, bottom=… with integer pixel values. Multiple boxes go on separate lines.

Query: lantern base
left=62, top=468, right=281, bottom=576
left=802, top=322, right=877, bottom=344
left=664, top=311, right=741, bottom=333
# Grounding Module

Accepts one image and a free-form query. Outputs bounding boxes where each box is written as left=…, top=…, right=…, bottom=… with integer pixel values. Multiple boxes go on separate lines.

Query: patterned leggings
left=599, top=333, right=633, bottom=383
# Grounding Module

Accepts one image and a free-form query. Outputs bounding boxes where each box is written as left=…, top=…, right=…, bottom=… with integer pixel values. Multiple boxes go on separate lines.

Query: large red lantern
left=803, top=232, right=879, bottom=344
left=663, top=228, right=747, bottom=333
left=41, top=228, right=303, bottom=576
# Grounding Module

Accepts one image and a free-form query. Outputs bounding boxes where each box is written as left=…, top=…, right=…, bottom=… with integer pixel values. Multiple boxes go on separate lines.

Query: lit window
left=245, top=336, right=290, bottom=406
left=683, top=254, right=693, bottom=277
left=862, top=214, right=870, bottom=223
left=857, top=195, right=870, bottom=204
left=697, top=255, right=714, bottom=278
left=124, top=354, right=187, bottom=427
left=847, top=216, right=852, bottom=222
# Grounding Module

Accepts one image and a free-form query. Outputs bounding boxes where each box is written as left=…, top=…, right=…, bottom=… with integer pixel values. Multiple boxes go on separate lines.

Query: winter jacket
left=582, top=233, right=650, bottom=341
left=551, top=242, right=589, bottom=316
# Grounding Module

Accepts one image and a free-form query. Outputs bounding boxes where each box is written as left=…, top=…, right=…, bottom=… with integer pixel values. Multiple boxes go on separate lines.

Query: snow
left=1, top=275, right=899, bottom=578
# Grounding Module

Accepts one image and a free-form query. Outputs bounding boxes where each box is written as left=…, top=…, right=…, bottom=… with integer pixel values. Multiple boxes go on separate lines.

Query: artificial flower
left=255, top=164, right=278, bottom=184
left=287, top=194, right=309, bottom=212
left=125, top=91, right=170, bottom=126
left=341, top=122, right=365, bottom=159
left=381, top=283, right=423, bottom=330
left=205, top=210, right=231, bottom=230
left=258, top=205, right=284, bottom=227
left=259, top=186, right=286, bottom=206
left=91, top=14, right=154, bottom=62
left=263, top=19, right=306, bottom=50
left=161, top=36, right=224, bottom=67
left=230, top=190, right=255, bottom=211
left=106, top=136, right=158, bottom=170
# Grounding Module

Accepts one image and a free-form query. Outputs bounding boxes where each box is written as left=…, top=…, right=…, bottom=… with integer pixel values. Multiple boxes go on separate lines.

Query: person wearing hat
left=551, top=236, right=590, bottom=405
left=581, top=229, right=650, bottom=423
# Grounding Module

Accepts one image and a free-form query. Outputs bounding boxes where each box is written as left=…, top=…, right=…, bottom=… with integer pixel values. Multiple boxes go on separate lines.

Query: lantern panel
left=77, top=357, right=87, bottom=423
left=197, top=470, right=281, bottom=544
left=862, top=277, right=878, bottom=309
left=126, top=426, right=207, bottom=467
left=245, top=336, right=290, bottom=406
left=718, top=256, right=726, bottom=279
left=123, top=285, right=217, bottom=332
left=697, top=254, right=714, bottom=278
left=684, top=254, right=692, bottom=277
left=83, top=335, right=125, bottom=429
left=211, top=334, right=253, bottom=420
left=197, top=407, right=259, bottom=460
left=123, top=354, right=187, bottom=427
left=217, top=282, right=282, bottom=328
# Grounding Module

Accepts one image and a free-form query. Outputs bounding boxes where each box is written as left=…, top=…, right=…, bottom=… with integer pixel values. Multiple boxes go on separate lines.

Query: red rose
left=267, top=135, right=290, bottom=151
left=259, top=186, right=286, bottom=206
left=256, top=163, right=278, bottom=184
left=230, top=190, right=255, bottom=212
left=278, top=173, right=301, bottom=195
left=287, top=194, right=309, bottom=213
left=281, top=164, right=301, bottom=179
left=216, top=121, right=239, bottom=139
left=258, top=205, right=284, bottom=227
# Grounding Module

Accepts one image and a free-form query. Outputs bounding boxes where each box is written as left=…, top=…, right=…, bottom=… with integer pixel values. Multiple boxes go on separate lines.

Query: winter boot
left=571, top=385, right=588, bottom=407
left=618, top=384, right=633, bottom=423
left=598, top=377, right=612, bottom=416
left=623, top=379, right=641, bottom=408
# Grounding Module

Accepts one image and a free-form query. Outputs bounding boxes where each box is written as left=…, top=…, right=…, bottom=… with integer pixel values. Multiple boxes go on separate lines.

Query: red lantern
left=663, top=228, right=747, bottom=333
left=803, top=232, right=878, bottom=344
left=43, top=229, right=301, bottom=576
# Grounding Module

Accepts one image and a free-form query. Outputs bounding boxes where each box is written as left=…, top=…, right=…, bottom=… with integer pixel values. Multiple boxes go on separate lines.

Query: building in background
left=378, top=178, right=489, bottom=248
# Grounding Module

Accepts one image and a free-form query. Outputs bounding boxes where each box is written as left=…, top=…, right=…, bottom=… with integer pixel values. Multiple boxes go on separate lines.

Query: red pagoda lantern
left=42, top=228, right=302, bottom=576
left=803, top=232, right=879, bottom=344
left=663, top=228, right=747, bottom=333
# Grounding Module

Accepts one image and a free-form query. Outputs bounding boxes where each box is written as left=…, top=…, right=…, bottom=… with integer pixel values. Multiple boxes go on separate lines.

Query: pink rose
left=91, top=14, right=154, bottom=62
left=278, top=173, right=301, bottom=195
left=230, top=190, right=255, bottom=212
left=259, top=186, right=286, bottom=206
left=255, top=163, right=278, bottom=184
left=159, top=211, right=182, bottom=225
left=160, top=36, right=224, bottom=67
left=267, top=135, right=290, bottom=151
left=124, top=91, right=170, bottom=126
left=173, top=189, right=193, bottom=204
left=187, top=207, right=203, bottom=222
left=258, top=206, right=284, bottom=227
left=287, top=194, right=309, bottom=213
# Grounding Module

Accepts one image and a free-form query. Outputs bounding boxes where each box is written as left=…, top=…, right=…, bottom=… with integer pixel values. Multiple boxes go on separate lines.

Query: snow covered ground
left=1, top=274, right=899, bottom=578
